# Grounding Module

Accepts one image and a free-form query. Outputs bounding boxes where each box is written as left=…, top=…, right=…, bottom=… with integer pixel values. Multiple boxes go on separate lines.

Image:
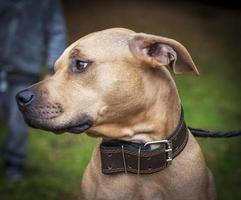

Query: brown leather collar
left=100, top=107, right=189, bottom=174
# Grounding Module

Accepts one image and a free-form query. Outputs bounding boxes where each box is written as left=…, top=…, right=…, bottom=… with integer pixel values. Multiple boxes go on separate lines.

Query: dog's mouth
left=22, top=110, right=94, bottom=134
left=54, top=119, right=93, bottom=134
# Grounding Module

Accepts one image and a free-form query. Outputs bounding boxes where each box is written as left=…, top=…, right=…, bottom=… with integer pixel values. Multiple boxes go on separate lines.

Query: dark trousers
left=1, top=83, right=30, bottom=165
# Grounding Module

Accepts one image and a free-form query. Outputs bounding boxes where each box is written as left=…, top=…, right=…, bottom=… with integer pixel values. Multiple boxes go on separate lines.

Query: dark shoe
left=4, top=162, right=24, bottom=182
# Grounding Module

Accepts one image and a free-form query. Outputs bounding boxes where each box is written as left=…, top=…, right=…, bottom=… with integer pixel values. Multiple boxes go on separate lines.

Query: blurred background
left=0, top=0, right=241, bottom=199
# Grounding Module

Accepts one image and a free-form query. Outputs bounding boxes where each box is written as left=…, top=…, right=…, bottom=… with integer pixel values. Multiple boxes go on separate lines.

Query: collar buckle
left=144, top=140, right=173, bottom=166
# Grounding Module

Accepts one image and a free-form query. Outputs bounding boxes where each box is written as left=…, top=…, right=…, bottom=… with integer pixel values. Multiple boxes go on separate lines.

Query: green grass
left=1, top=1, right=241, bottom=200
left=0, top=132, right=98, bottom=200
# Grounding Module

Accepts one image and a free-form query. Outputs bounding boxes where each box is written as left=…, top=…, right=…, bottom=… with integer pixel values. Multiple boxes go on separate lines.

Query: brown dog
left=16, top=28, right=216, bottom=200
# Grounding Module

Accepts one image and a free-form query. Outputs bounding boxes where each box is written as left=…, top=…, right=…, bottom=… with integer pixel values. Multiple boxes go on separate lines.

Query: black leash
left=189, top=127, right=241, bottom=138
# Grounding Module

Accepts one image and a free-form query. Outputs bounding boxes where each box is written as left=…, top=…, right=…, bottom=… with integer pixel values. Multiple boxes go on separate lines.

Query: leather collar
left=100, top=107, right=188, bottom=174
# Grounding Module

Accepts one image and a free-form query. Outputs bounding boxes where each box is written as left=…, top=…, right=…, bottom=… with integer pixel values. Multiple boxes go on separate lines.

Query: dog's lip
left=21, top=110, right=94, bottom=134
left=27, top=122, right=92, bottom=134
left=52, top=117, right=94, bottom=134
left=64, top=122, right=92, bottom=134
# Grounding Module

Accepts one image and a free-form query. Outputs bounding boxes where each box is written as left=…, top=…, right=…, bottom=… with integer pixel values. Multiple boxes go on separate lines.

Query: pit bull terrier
left=16, top=28, right=216, bottom=200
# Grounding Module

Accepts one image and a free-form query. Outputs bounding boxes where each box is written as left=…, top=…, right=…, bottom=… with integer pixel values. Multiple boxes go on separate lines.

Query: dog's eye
left=72, top=59, right=89, bottom=73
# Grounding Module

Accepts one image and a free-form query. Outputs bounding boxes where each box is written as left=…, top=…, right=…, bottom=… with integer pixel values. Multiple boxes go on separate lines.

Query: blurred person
left=0, top=0, right=67, bottom=181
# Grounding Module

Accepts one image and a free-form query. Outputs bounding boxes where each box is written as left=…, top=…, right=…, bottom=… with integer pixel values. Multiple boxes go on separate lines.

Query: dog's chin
left=22, top=114, right=94, bottom=135
left=53, top=122, right=93, bottom=134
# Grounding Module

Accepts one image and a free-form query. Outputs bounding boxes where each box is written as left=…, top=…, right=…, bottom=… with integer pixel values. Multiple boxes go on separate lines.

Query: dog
left=16, top=28, right=216, bottom=200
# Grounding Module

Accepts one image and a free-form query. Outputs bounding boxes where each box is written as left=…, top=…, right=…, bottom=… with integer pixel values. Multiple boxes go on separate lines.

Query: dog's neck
left=119, top=69, right=181, bottom=143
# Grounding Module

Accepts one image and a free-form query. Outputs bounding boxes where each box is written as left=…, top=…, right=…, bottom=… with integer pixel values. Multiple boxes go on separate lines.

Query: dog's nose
left=16, top=89, right=35, bottom=107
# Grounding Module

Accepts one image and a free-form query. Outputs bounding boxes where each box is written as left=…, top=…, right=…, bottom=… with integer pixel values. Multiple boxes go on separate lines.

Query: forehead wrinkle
left=69, top=47, right=89, bottom=60
left=54, top=40, right=80, bottom=71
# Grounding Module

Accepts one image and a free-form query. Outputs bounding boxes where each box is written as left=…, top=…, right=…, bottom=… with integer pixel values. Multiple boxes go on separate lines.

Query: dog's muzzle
left=16, top=89, right=93, bottom=134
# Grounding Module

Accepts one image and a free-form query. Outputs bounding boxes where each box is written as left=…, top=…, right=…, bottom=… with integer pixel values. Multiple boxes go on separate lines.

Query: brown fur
left=19, top=28, right=216, bottom=200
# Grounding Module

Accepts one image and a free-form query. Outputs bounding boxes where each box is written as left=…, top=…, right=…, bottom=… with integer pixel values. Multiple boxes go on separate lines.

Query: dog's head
left=16, top=28, right=198, bottom=138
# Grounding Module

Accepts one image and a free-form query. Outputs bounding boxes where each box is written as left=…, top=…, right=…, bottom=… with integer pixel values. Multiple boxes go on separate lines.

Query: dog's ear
left=128, top=33, right=199, bottom=75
